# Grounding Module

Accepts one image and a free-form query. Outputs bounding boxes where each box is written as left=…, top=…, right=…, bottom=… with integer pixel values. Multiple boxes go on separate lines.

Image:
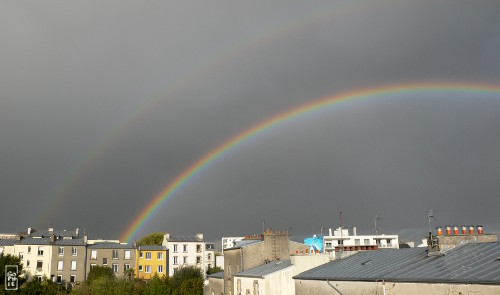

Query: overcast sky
left=1, top=0, right=500, bottom=243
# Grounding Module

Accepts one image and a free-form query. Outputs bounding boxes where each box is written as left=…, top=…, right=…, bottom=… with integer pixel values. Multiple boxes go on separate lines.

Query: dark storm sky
left=1, top=0, right=500, bottom=242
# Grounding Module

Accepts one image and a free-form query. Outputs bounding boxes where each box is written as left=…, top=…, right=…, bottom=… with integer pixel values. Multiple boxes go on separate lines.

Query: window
left=145, top=265, right=151, bottom=273
left=208, top=253, right=211, bottom=260
left=103, top=258, right=107, bottom=265
left=37, top=261, right=43, bottom=270
left=386, top=239, right=392, bottom=246
left=196, top=256, right=201, bottom=264
left=124, top=250, right=131, bottom=260
left=158, top=265, right=163, bottom=273
left=196, top=244, right=201, bottom=253
left=173, top=268, right=178, bottom=275
left=91, top=250, right=97, bottom=259
left=58, top=247, right=64, bottom=255
left=113, top=250, right=119, bottom=259
left=19, top=252, right=23, bottom=260
left=364, top=239, right=370, bottom=246
left=326, top=242, right=332, bottom=248
left=112, top=264, right=118, bottom=272
left=26, top=260, right=30, bottom=267
left=71, top=261, right=77, bottom=271
left=38, top=247, right=44, bottom=256
left=90, top=264, right=96, bottom=270
left=173, top=244, right=178, bottom=253
left=173, top=256, right=178, bottom=265
left=70, top=275, right=75, bottom=283
left=183, top=244, right=188, bottom=252
left=124, top=264, right=130, bottom=271
left=138, top=265, right=143, bottom=272
left=157, top=252, right=163, bottom=260
left=72, top=247, right=77, bottom=256
left=58, top=261, right=63, bottom=270
left=145, top=252, right=151, bottom=260
left=56, top=275, right=62, bottom=284
left=183, top=256, right=187, bottom=264
left=139, top=251, right=143, bottom=258
left=208, top=264, right=212, bottom=270
left=28, top=246, right=31, bottom=253
left=36, top=276, right=42, bottom=282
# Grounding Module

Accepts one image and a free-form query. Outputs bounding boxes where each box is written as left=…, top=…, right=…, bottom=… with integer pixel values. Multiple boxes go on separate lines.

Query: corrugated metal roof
left=0, top=239, right=17, bottom=246
left=138, top=245, right=166, bottom=251
left=207, top=271, right=225, bottom=279
left=88, top=243, right=135, bottom=249
left=235, top=260, right=293, bottom=278
left=17, top=237, right=51, bottom=245
left=167, top=236, right=203, bottom=242
left=294, top=242, right=500, bottom=284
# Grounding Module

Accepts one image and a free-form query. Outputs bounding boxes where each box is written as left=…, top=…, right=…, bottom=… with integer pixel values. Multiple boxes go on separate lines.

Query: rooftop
left=235, top=260, right=293, bottom=278
left=138, top=245, right=166, bottom=251
left=167, top=236, right=203, bottom=242
left=207, top=271, right=225, bottom=279
left=294, top=242, right=500, bottom=284
left=17, top=237, right=52, bottom=245
left=224, top=240, right=262, bottom=251
left=0, top=239, right=17, bottom=246
left=88, top=242, right=135, bottom=249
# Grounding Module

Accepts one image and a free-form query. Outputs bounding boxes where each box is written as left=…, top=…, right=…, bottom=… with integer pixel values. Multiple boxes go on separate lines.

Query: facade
left=293, top=242, right=500, bottom=295
left=222, top=229, right=309, bottom=295
left=0, top=239, right=16, bottom=255
left=86, top=243, right=136, bottom=279
left=163, top=233, right=205, bottom=277
left=50, top=238, right=87, bottom=285
left=135, top=245, right=168, bottom=279
left=205, top=243, right=216, bottom=272
left=233, top=259, right=295, bottom=295
left=205, top=271, right=224, bottom=295
left=14, top=237, right=53, bottom=281
left=323, top=227, right=399, bottom=257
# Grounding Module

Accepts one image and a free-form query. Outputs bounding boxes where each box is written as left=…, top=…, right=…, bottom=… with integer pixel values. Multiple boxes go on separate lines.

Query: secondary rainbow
left=120, top=82, right=500, bottom=242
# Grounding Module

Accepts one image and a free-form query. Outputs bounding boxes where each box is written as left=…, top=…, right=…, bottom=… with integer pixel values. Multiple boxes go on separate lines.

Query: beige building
left=233, top=259, right=295, bottom=295
left=50, top=239, right=87, bottom=285
left=86, top=242, right=136, bottom=279
left=14, top=237, right=53, bottom=281
left=294, top=242, right=500, bottom=295
left=0, top=239, right=16, bottom=256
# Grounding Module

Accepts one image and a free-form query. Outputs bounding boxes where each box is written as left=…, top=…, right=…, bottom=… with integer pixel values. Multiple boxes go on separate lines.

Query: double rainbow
left=120, top=82, right=500, bottom=242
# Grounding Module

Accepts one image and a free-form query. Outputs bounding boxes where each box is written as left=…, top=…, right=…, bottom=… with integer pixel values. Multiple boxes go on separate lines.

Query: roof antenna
left=427, top=209, right=435, bottom=237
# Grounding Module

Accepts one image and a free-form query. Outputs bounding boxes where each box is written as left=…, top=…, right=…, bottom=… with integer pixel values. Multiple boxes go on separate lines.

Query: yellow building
left=135, top=245, right=168, bottom=280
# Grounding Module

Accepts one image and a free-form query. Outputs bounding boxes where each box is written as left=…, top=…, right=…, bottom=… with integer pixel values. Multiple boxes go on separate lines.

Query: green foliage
left=171, top=266, right=203, bottom=294
left=137, top=233, right=164, bottom=246
left=85, top=266, right=115, bottom=286
left=206, top=266, right=223, bottom=275
left=178, top=278, right=203, bottom=295
left=0, top=254, right=23, bottom=287
left=143, top=274, right=171, bottom=295
left=19, top=277, right=62, bottom=295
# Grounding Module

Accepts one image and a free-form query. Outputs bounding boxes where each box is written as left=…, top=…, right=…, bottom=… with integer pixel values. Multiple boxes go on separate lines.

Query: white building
left=14, top=237, right=53, bottom=281
left=0, top=239, right=16, bottom=255
left=323, top=227, right=399, bottom=258
left=205, top=243, right=216, bottom=272
left=162, top=233, right=205, bottom=277
left=221, top=236, right=244, bottom=252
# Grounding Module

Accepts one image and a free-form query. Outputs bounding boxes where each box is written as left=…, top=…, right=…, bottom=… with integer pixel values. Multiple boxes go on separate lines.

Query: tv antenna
left=427, top=209, right=435, bottom=236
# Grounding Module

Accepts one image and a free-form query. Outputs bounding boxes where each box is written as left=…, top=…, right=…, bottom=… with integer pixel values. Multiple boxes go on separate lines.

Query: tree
left=85, top=266, right=115, bottom=286
left=170, top=266, right=203, bottom=295
left=137, top=233, right=164, bottom=246
left=206, top=266, right=223, bottom=276
left=0, top=253, right=24, bottom=292
left=143, top=274, right=171, bottom=295
left=19, top=277, right=62, bottom=295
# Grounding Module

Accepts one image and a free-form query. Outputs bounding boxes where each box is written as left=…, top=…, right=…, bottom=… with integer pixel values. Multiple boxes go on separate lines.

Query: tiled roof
left=53, top=239, right=85, bottom=246
left=167, top=236, right=203, bottom=242
left=235, top=260, right=293, bottom=278
left=207, top=271, right=225, bottom=279
left=0, top=239, right=17, bottom=246
left=294, top=242, right=500, bottom=284
left=17, top=237, right=51, bottom=245
left=138, top=245, right=166, bottom=251
left=88, top=243, right=135, bottom=249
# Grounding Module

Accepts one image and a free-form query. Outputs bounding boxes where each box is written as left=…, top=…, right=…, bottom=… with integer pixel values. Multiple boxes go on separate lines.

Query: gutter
left=327, top=279, right=343, bottom=295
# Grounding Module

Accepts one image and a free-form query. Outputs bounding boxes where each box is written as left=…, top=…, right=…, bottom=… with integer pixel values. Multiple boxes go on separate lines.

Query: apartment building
left=221, top=236, right=244, bottom=252
left=50, top=239, right=87, bottom=285
left=14, top=237, right=53, bottom=281
left=86, top=243, right=136, bottom=278
left=205, top=243, right=216, bottom=271
left=162, top=233, right=205, bottom=277
left=135, top=245, right=167, bottom=279
left=0, top=239, right=16, bottom=255
left=323, top=227, right=399, bottom=257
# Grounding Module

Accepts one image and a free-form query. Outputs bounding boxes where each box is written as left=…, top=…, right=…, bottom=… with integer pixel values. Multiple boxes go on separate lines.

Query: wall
left=50, top=244, right=86, bottom=284
left=295, top=279, right=500, bottom=295
left=290, top=254, right=329, bottom=276
left=86, top=247, right=136, bottom=278
left=204, top=277, right=225, bottom=295
left=14, top=244, right=52, bottom=280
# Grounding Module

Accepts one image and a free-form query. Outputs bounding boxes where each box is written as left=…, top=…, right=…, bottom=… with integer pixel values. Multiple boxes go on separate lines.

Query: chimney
left=164, top=232, right=170, bottom=240
left=48, top=228, right=54, bottom=232
left=76, top=228, right=79, bottom=237
left=477, top=225, right=483, bottom=235
left=461, top=225, right=467, bottom=235
left=84, top=236, right=87, bottom=243
left=352, top=227, right=357, bottom=236
left=27, top=227, right=33, bottom=235
left=436, top=226, right=443, bottom=236
left=196, top=233, right=203, bottom=240
left=329, top=228, right=332, bottom=236
left=445, top=226, right=451, bottom=235
left=469, top=225, right=475, bottom=235
left=453, top=225, right=459, bottom=235
left=50, top=234, right=55, bottom=243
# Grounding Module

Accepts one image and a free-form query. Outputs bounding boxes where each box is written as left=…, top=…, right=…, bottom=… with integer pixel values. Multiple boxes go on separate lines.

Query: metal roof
left=167, top=236, right=203, bottom=242
left=235, top=260, right=293, bottom=278
left=28, top=229, right=78, bottom=238
left=224, top=240, right=262, bottom=251
left=138, top=245, right=166, bottom=251
left=0, top=239, right=17, bottom=246
left=294, top=242, right=500, bottom=284
left=88, top=243, right=135, bottom=249
left=53, top=239, right=86, bottom=246
left=17, top=237, right=52, bottom=245
left=207, top=271, right=224, bottom=279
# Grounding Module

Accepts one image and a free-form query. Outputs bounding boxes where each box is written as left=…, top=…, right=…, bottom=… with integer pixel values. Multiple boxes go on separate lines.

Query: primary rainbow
left=120, top=82, right=500, bottom=242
